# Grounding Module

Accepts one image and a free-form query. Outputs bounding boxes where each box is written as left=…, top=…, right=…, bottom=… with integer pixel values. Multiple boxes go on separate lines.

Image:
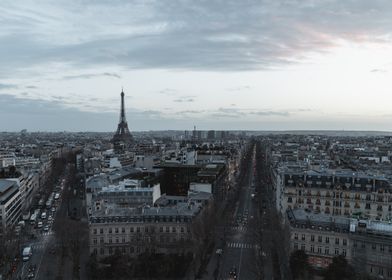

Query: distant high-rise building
left=207, top=130, right=215, bottom=140
left=112, top=89, right=133, bottom=153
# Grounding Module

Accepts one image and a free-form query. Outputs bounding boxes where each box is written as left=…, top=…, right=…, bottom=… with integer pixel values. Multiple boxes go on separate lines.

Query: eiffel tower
left=112, top=89, right=133, bottom=152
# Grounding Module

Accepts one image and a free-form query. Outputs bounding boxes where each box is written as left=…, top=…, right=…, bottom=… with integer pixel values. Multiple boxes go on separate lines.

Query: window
left=342, top=249, right=346, bottom=256
left=160, top=227, right=163, bottom=232
left=324, top=247, right=329, bottom=255
left=100, top=237, right=104, bottom=244
left=335, top=248, right=339, bottom=255
left=115, top=228, right=119, bottom=233
left=317, top=247, right=322, bottom=254
left=109, top=238, right=112, bottom=244
left=109, top=228, right=112, bottom=234
left=100, top=228, right=103, bottom=234
left=372, top=243, right=376, bottom=250
left=325, top=237, right=329, bottom=244
left=301, top=244, right=305, bottom=251
left=343, top=239, right=347, bottom=246
left=108, top=247, right=113, bottom=254
left=93, top=239, right=97, bottom=245
left=122, top=227, right=125, bottom=233
left=93, top=229, right=97, bottom=234
left=335, top=238, right=339, bottom=245
left=181, top=227, right=184, bottom=233
left=310, top=245, right=314, bottom=253
left=294, top=243, right=298, bottom=250
left=318, top=236, right=322, bottom=243
left=137, top=227, right=140, bottom=233
left=122, top=237, right=125, bottom=243
left=380, top=245, right=385, bottom=252
left=301, top=234, right=305, bottom=241
left=166, top=227, right=170, bottom=233
left=130, top=227, right=134, bottom=233
left=311, top=235, right=315, bottom=242
left=100, top=248, right=104, bottom=255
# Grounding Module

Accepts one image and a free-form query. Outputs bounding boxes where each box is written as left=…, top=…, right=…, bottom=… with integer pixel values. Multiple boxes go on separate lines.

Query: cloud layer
left=1, top=0, right=392, bottom=76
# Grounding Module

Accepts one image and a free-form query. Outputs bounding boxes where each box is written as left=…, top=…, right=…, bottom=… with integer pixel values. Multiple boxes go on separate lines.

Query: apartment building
left=88, top=194, right=212, bottom=258
left=0, top=180, right=22, bottom=236
left=275, top=167, right=392, bottom=220
left=288, top=209, right=392, bottom=279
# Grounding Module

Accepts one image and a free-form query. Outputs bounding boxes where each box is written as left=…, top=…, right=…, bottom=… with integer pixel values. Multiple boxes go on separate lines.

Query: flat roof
left=0, top=179, right=15, bottom=193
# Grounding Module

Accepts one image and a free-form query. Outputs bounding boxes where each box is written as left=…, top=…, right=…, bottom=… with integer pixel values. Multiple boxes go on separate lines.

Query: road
left=17, top=188, right=64, bottom=280
left=217, top=145, right=259, bottom=280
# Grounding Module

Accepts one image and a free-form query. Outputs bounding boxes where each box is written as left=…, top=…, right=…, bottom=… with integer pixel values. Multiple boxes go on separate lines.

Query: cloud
left=0, top=83, right=17, bottom=89
left=370, top=69, right=388, bottom=73
left=2, top=1, right=392, bottom=76
left=250, top=110, right=290, bottom=117
left=173, top=96, right=195, bottom=102
left=227, top=85, right=251, bottom=91
left=62, top=72, right=121, bottom=80
left=159, top=88, right=178, bottom=95
left=26, top=85, right=38, bottom=89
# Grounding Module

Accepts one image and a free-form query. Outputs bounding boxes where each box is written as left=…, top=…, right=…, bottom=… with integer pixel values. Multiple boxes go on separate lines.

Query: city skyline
left=1, top=1, right=392, bottom=131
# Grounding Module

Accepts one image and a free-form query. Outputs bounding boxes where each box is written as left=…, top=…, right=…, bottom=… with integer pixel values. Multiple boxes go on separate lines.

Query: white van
left=41, top=212, right=47, bottom=219
left=22, top=246, right=32, bottom=261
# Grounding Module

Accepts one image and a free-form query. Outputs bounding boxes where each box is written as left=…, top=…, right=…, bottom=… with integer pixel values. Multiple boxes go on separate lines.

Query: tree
left=324, top=255, right=356, bottom=280
left=289, top=250, right=310, bottom=280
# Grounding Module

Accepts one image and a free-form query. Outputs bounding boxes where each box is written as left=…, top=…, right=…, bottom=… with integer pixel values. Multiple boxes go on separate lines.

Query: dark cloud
left=173, top=96, right=195, bottom=103
left=250, top=110, right=290, bottom=117
left=0, top=83, right=17, bottom=89
left=2, top=1, right=392, bottom=76
left=62, top=72, right=121, bottom=80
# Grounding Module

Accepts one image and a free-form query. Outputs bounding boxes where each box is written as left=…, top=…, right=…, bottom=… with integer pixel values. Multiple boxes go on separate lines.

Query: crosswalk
left=41, top=230, right=54, bottom=236
left=227, top=242, right=255, bottom=249
left=32, top=243, right=46, bottom=250
left=32, top=242, right=59, bottom=250
left=231, top=226, right=247, bottom=232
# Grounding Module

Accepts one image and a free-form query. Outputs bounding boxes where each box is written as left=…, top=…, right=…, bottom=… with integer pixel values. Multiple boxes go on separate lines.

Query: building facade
left=0, top=180, right=22, bottom=236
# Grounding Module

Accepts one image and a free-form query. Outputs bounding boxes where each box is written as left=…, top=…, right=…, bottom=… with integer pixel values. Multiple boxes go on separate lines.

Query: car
left=216, top=248, right=223, bottom=255
left=43, top=225, right=49, bottom=231
left=48, top=215, right=53, bottom=221
left=51, top=207, right=56, bottom=212
left=229, top=267, right=237, bottom=279
left=37, top=221, right=43, bottom=228
left=27, top=271, right=35, bottom=279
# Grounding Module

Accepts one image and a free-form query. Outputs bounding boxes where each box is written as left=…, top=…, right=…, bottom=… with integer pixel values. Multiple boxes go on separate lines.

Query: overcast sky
left=1, top=0, right=392, bottom=131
